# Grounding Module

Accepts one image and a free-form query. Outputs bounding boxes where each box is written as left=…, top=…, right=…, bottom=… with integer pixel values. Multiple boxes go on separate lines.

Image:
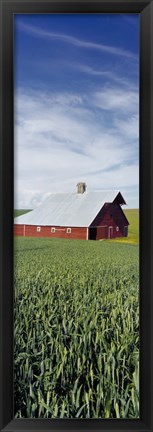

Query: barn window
left=51, top=227, right=55, bottom=233
left=116, top=226, right=119, bottom=232
left=67, top=228, right=71, bottom=234
left=37, top=226, right=41, bottom=232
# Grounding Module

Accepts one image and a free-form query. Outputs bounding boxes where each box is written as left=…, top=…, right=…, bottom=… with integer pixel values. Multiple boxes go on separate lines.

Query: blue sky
left=14, top=14, right=139, bottom=209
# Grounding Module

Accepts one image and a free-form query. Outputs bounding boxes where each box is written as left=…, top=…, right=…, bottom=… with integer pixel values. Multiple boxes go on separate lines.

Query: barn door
left=108, top=226, right=113, bottom=238
left=89, top=227, right=97, bottom=240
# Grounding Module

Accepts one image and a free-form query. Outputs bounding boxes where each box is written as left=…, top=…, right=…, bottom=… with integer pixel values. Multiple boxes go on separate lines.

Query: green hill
left=14, top=209, right=32, bottom=218
left=125, top=209, right=139, bottom=244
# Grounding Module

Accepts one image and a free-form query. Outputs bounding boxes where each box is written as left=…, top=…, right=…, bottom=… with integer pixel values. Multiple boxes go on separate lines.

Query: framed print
left=14, top=9, right=140, bottom=422
left=0, top=0, right=153, bottom=431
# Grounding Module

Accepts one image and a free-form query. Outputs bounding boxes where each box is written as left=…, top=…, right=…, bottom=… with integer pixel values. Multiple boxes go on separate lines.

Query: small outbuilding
left=14, top=183, right=129, bottom=240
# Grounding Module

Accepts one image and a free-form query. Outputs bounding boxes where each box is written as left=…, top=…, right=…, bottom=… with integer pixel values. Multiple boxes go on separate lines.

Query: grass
left=14, top=237, right=139, bottom=419
left=124, top=209, right=139, bottom=244
left=14, top=208, right=139, bottom=417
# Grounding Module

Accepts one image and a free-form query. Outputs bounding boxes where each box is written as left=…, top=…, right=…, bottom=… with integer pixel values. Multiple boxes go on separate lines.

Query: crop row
left=14, top=238, right=139, bottom=418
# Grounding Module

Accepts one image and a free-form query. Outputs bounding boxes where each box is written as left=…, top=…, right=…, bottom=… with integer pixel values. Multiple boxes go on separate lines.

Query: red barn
left=14, top=183, right=129, bottom=240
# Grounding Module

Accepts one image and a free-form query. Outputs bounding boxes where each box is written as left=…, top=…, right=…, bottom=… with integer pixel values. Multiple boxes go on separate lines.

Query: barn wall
left=14, top=225, right=24, bottom=236
left=90, top=204, right=128, bottom=239
left=89, top=226, right=108, bottom=240
left=96, top=226, right=108, bottom=240
left=14, top=225, right=87, bottom=240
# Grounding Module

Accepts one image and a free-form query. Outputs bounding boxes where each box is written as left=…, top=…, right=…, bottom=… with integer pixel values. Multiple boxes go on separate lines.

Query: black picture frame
left=0, top=0, right=153, bottom=431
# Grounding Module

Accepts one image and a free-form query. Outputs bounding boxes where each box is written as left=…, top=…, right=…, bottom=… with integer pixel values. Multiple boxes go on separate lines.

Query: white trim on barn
left=108, top=226, right=113, bottom=238
left=51, top=227, right=55, bottom=233
left=67, top=228, right=71, bottom=234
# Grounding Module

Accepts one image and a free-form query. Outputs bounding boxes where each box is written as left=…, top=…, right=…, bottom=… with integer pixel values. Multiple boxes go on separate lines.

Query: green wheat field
left=14, top=209, right=139, bottom=419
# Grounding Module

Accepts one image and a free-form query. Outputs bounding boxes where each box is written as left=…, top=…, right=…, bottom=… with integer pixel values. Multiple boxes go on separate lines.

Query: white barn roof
left=14, top=190, right=125, bottom=228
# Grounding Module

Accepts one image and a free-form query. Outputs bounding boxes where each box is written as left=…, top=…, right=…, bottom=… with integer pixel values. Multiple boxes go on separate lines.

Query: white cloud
left=115, top=115, right=139, bottom=141
left=17, top=22, right=137, bottom=60
left=93, top=87, right=138, bottom=114
left=72, top=64, right=138, bottom=87
left=14, top=85, right=139, bottom=209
